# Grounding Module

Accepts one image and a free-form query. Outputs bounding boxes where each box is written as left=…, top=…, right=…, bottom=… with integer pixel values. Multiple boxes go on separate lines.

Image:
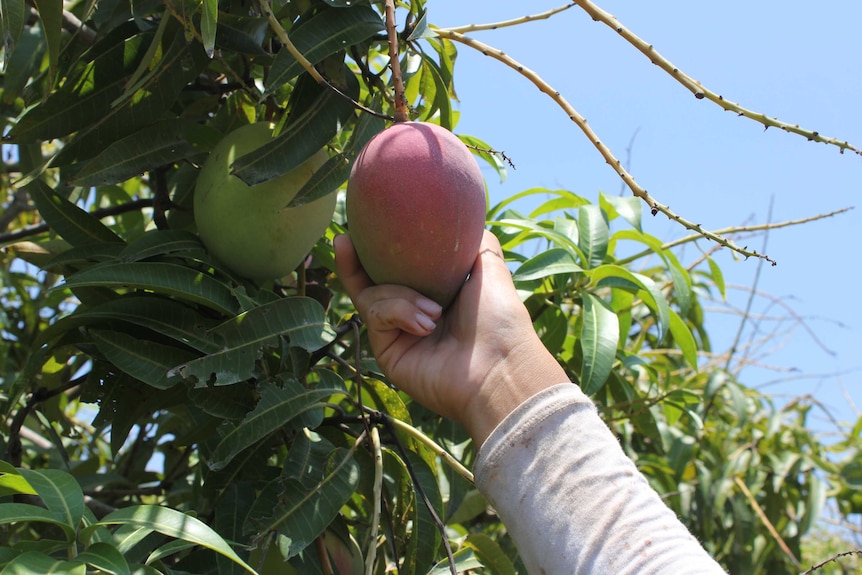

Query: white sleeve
left=473, top=383, right=727, bottom=575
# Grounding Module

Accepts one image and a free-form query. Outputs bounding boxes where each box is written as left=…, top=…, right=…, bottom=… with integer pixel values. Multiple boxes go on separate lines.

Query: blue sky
left=427, top=1, right=862, bottom=433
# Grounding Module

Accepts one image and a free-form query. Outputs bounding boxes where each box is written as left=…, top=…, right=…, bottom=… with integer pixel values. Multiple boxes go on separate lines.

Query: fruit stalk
left=384, top=0, right=409, bottom=122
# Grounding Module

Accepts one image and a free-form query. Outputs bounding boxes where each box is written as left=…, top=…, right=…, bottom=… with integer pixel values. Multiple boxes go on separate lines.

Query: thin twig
left=800, top=549, right=862, bottom=575
left=734, top=476, right=801, bottom=569
left=569, top=0, right=861, bottom=156
left=384, top=0, right=408, bottom=122
left=433, top=28, right=777, bottom=266
left=443, top=2, right=576, bottom=34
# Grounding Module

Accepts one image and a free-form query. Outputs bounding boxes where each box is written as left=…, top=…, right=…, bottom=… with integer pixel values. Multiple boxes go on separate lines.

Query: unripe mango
left=194, top=123, right=337, bottom=281
left=346, top=122, right=486, bottom=307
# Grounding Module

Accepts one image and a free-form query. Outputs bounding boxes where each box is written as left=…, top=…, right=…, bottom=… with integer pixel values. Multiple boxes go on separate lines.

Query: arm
left=334, top=230, right=725, bottom=574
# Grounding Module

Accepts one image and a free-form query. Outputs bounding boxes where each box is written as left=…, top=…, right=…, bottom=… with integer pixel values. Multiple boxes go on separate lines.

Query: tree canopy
left=1, top=1, right=860, bottom=574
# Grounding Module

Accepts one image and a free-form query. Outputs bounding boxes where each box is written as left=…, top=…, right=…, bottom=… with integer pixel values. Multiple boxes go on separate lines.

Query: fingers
left=334, top=234, right=443, bottom=336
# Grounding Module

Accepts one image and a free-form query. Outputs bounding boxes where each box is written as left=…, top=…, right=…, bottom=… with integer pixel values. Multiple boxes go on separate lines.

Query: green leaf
left=599, top=191, right=642, bottom=231
left=265, top=6, right=384, bottom=92
left=577, top=204, right=608, bottom=269
left=118, top=229, right=207, bottom=262
left=169, top=297, right=335, bottom=387
left=71, top=120, right=219, bottom=187
left=1, top=27, right=45, bottom=105
left=402, top=451, right=442, bottom=575
left=668, top=308, right=698, bottom=370
left=232, top=72, right=357, bottom=186
left=28, top=180, right=125, bottom=247
left=76, top=542, right=131, bottom=575
left=246, top=447, right=360, bottom=559
left=0, top=503, right=78, bottom=540
left=200, top=0, right=218, bottom=57
left=208, top=380, right=346, bottom=470
left=0, top=462, right=37, bottom=497
left=288, top=108, right=385, bottom=207
left=60, top=262, right=240, bottom=315
left=17, top=468, right=85, bottom=535
left=0, top=551, right=86, bottom=575
left=1, top=0, right=27, bottom=68
left=214, top=12, right=269, bottom=55
left=579, top=293, right=619, bottom=395
left=84, top=505, right=257, bottom=574
left=31, top=0, right=62, bottom=90
left=36, top=295, right=222, bottom=354
left=90, top=329, right=198, bottom=389
left=706, top=254, right=726, bottom=299
left=513, top=248, right=583, bottom=282
left=463, top=532, right=517, bottom=575
left=589, top=264, right=670, bottom=340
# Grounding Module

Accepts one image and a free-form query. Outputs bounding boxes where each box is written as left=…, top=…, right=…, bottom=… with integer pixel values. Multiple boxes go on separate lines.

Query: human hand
left=334, top=230, right=568, bottom=446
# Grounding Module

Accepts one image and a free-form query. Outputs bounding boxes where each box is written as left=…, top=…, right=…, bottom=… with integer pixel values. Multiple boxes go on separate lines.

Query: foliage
left=1, top=1, right=859, bottom=574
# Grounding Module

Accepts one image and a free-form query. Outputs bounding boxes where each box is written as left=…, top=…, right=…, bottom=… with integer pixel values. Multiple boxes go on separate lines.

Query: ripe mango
left=346, top=122, right=486, bottom=307
left=194, top=123, right=337, bottom=281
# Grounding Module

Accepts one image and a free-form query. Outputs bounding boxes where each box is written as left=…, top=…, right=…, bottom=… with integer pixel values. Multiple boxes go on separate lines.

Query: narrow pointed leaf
left=76, top=542, right=131, bottom=575
left=208, top=381, right=346, bottom=470
left=1, top=552, right=86, bottom=575
left=578, top=204, right=609, bottom=269
left=118, top=229, right=207, bottom=262
left=31, top=0, right=62, bottom=89
left=589, top=264, right=670, bottom=340
left=513, top=248, right=583, bottom=282
left=600, top=191, right=642, bottom=231
left=247, top=447, right=359, bottom=558
left=169, top=297, right=335, bottom=386
left=17, top=468, right=85, bottom=534
left=90, top=329, right=198, bottom=389
left=1, top=0, right=27, bottom=67
left=86, top=505, right=257, bottom=574
left=232, top=73, right=357, bottom=186
left=28, top=180, right=124, bottom=246
left=0, top=503, right=78, bottom=540
left=200, top=0, right=218, bottom=57
left=71, top=120, right=218, bottom=187
left=265, top=6, right=384, bottom=93
left=668, top=308, right=698, bottom=370
left=214, top=12, right=269, bottom=55
left=60, top=262, right=240, bottom=315
left=580, top=293, right=619, bottom=396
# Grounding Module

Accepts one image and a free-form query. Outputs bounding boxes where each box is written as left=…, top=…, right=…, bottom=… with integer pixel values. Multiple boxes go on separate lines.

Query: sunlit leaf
left=76, top=542, right=131, bottom=575
left=0, top=551, right=86, bottom=575
left=17, top=468, right=85, bottom=535
left=513, top=248, right=583, bottom=282
left=90, top=329, right=198, bottom=389
left=578, top=204, right=608, bottom=269
left=579, top=292, right=619, bottom=395
left=28, top=180, right=124, bottom=247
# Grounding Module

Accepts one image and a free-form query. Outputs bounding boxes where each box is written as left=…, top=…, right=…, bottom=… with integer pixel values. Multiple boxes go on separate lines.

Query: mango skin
left=194, top=123, right=336, bottom=281
left=346, top=122, right=486, bottom=307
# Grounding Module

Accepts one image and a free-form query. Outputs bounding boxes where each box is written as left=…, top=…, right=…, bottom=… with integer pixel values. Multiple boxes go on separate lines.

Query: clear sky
left=427, top=1, right=862, bottom=433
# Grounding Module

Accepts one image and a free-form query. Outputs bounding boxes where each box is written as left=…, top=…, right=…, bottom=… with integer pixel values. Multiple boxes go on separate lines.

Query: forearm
left=473, top=384, right=726, bottom=575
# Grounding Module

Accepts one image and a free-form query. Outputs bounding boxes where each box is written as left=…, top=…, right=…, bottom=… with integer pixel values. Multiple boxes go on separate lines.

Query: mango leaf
left=462, top=532, right=517, bottom=575
left=490, top=218, right=584, bottom=262
left=35, top=295, right=221, bottom=353
left=51, top=25, right=208, bottom=167
left=579, top=292, right=619, bottom=396
left=288, top=106, right=385, bottom=207
left=578, top=204, right=609, bottom=269
left=60, top=262, right=240, bottom=315
left=90, top=329, right=198, bottom=389
left=200, top=0, right=217, bottom=57
left=1, top=0, right=26, bottom=68
left=214, top=12, right=269, bottom=55
left=5, top=32, right=150, bottom=143
left=2, top=27, right=45, bottom=105
left=83, top=505, right=257, bottom=574
left=0, top=503, right=78, bottom=540
left=599, top=191, right=643, bottom=231
left=668, top=308, right=698, bottom=370
left=402, top=451, right=443, bottom=575
left=264, top=6, right=384, bottom=93
left=208, top=379, right=346, bottom=470
left=27, top=180, right=124, bottom=247
left=0, top=552, right=86, bottom=574
left=117, top=229, right=207, bottom=262
left=231, top=72, right=357, bottom=186
left=248, top=447, right=359, bottom=559
left=71, top=120, right=219, bottom=187
left=169, top=297, right=335, bottom=387
left=17, top=468, right=85, bottom=536
left=76, top=542, right=131, bottom=575
left=427, top=549, right=483, bottom=575
left=588, top=264, right=670, bottom=340
left=31, top=0, right=62, bottom=91
left=213, top=483, right=256, bottom=575
left=513, top=248, right=583, bottom=282
left=0, top=461, right=37, bottom=497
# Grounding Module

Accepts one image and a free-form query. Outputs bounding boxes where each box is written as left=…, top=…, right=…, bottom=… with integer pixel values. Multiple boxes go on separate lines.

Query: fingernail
left=416, top=297, right=442, bottom=317
left=415, top=312, right=437, bottom=332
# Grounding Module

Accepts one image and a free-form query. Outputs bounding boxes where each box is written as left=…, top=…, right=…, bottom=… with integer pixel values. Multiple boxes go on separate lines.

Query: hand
left=334, top=230, right=569, bottom=446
